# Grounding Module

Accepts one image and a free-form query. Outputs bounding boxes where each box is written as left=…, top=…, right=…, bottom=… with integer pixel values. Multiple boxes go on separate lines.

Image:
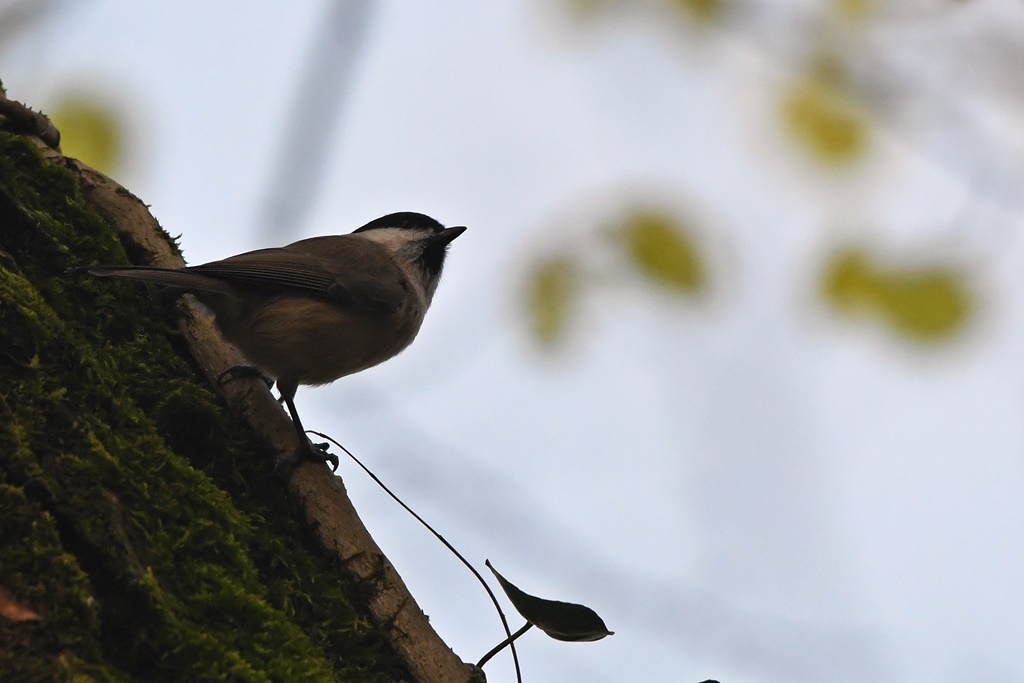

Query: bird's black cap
left=352, top=212, right=446, bottom=235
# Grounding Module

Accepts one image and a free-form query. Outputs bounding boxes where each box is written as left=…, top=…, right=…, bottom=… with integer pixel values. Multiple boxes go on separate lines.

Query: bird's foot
left=306, top=439, right=340, bottom=472
left=217, top=364, right=275, bottom=390
left=274, top=437, right=339, bottom=476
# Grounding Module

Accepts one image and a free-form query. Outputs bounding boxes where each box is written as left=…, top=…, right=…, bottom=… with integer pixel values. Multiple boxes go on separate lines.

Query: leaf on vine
left=486, top=560, right=613, bottom=642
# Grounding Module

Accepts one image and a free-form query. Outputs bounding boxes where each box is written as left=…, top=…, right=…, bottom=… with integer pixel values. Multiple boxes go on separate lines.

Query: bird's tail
left=70, top=265, right=235, bottom=295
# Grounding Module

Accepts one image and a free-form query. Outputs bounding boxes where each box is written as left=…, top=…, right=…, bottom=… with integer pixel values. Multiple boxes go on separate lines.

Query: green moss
left=0, top=132, right=410, bottom=681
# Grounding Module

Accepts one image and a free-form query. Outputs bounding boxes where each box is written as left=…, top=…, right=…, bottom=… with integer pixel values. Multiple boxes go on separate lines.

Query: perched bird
left=80, top=211, right=466, bottom=469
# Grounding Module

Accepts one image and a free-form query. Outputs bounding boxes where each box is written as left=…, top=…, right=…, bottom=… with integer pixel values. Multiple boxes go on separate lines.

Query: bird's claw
left=274, top=438, right=338, bottom=476
left=311, top=441, right=339, bottom=472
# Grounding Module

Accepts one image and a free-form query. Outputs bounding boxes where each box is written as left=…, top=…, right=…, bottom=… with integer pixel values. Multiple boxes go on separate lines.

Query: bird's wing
left=189, top=236, right=408, bottom=314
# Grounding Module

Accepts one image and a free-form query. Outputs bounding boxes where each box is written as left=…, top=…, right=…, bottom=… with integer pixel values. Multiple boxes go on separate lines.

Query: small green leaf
left=619, top=209, right=706, bottom=294
left=487, top=561, right=613, bottom=642
left=526, top=255, right=579, bottom=347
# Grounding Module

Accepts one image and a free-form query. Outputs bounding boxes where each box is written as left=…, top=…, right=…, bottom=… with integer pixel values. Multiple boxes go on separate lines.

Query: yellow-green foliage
left=781, top=65, right=870, bottom=166
left=0, top=132, right=408, bottom=682
left=821, top=246, right=972, bottom=341
left=671, top=0, right=724, bottom=24
left=49, top=95, right=123, bottom=176
left=619, top=209, right=706, bottom=294
left=526, top=256, right=579, bottom=348
left=834, top=0, right=874, bottom=23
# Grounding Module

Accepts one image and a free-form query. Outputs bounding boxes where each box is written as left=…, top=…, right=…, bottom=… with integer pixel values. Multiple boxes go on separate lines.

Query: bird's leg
left=276, top=381, right=338, bottom=472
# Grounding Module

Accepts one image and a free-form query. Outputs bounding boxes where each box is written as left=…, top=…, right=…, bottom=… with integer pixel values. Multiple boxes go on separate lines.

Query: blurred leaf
left=781, top=63, right=869, bottom=165
left=526, top=255, right=579, bottom=347
left=670, top=0, right=724, bottom=24
left=619, top=209, right=706, bottom=294
left=486, top=561, right=613, bottom=642
left=873, top=266, right=971, bottom=341
left=49, top=95, right=123, bottom=175
left=568, top=0, right=612, bottom=15
left=821, top=247, right=876, bottom=313
left=834, top=0, right=874, bottom=23
left=821, top=246, right=972, bottom=341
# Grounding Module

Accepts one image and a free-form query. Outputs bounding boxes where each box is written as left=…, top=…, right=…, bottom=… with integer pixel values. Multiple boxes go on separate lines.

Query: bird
left=79, top=211, right=466, bottom=470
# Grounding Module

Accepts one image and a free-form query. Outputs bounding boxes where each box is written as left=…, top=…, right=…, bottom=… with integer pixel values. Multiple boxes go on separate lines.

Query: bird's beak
left=432, top=225, right=467, bottom=246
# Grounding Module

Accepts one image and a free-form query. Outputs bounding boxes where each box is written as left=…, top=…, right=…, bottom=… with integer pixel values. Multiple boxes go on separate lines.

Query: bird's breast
left=213, top=294, right=425, bottom=386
